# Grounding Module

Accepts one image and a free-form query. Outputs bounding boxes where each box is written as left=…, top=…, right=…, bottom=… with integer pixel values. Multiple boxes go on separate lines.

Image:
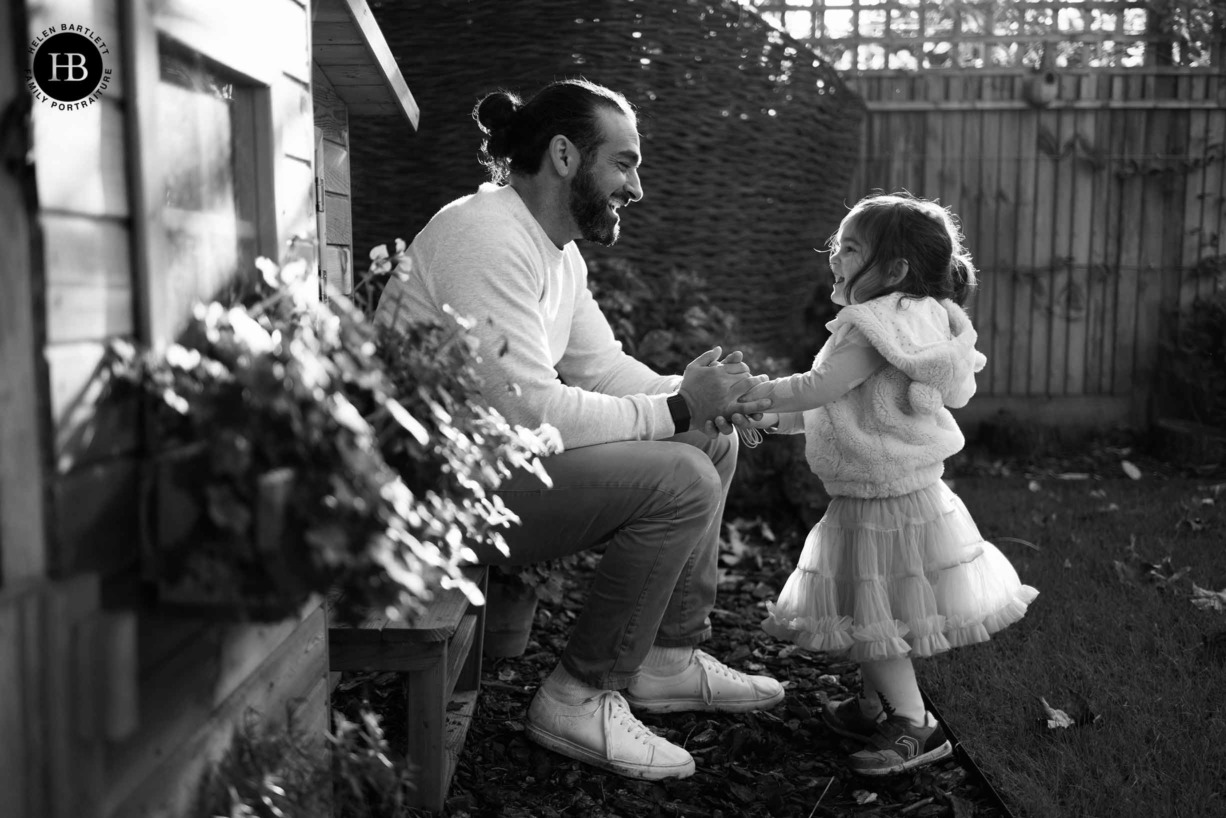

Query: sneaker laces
left=603, top=692, right=663, bottom=747
left=695, top=650, right=749, bottom=683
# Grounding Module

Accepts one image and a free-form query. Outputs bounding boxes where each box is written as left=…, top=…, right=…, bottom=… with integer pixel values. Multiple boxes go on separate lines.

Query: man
left=375, top=79, right=780, bottom=781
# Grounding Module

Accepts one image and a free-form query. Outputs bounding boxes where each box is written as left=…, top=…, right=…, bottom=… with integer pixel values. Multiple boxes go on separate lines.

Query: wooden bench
left=327, top=565, right=488, bottom=814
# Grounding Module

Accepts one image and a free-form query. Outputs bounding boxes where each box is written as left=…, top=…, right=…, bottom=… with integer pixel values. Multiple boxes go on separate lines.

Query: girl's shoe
left=821, top=697, right=883, bottom=742
left=848, top=712, right=953, bottom=776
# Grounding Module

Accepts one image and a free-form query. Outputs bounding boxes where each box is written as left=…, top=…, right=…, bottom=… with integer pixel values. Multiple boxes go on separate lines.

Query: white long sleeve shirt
left=374, top=183, right=682, bottom=449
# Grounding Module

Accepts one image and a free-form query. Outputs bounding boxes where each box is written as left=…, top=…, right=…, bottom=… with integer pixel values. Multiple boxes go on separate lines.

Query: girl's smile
left=828, top=226, right=864, bottom=306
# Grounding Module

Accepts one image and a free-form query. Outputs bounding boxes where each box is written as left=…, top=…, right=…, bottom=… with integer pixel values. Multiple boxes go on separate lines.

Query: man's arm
left=556, top=281, right=680, bottom=397
left=418, top=236, right=681, bottom=449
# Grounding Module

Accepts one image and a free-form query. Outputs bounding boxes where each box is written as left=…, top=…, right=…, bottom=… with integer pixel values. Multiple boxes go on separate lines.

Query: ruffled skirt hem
left=761, top=480, right=1038, bottom=662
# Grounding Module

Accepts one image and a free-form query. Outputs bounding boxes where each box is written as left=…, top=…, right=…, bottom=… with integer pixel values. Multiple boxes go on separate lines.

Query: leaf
left=384, top=398, right=430, bottom=445
left=1122, top=460, right=1143, bottom=480
left=852, top=789, right=878, bottom=805
left=1039, top=697, right=1074, bottom=729
left=1113, top=559, right=1139, bottom=584
left=1191, top=584, right=1226, bottom=613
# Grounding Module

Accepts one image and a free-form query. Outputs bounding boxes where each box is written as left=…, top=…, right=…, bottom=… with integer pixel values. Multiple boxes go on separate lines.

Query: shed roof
left=313, top=0, right=419, bottom=127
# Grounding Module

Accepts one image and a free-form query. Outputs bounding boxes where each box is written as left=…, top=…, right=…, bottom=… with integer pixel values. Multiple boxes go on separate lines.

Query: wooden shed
left=0, top=1, right=417, bottom=815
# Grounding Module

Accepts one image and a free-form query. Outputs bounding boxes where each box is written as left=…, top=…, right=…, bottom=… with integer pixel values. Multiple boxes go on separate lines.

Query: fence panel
left=845, top=68, right=1226, bottom=423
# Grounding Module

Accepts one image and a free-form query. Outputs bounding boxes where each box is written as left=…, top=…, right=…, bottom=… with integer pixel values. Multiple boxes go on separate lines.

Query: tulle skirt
left=762, top=479, right=1039, bottom=662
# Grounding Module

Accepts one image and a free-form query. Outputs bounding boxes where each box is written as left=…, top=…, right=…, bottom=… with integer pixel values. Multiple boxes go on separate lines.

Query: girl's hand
left=739, top=379, right=773, bottom=402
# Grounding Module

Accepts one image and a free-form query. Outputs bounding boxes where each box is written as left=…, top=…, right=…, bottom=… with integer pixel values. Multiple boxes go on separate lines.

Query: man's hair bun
left=474, top=91, right=521, bottom=147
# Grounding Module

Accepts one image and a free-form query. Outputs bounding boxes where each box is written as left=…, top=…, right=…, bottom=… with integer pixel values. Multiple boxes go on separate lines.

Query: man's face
left=568, top=108, right=643, bottom=246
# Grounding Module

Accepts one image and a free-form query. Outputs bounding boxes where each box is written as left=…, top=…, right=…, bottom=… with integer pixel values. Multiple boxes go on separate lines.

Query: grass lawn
left=919, top=475, right=1226, bottom=818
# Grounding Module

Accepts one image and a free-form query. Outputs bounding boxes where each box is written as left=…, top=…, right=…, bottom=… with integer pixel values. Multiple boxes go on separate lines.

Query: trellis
left=742, top=0, right=1224, bottom=71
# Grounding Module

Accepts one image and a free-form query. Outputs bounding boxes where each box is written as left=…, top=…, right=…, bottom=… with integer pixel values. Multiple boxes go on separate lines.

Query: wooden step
left=328, top=565, right=486, bottom=671
left=441, top=688, right=479, bottom=795
left=325, top=565, right=487, bottom=814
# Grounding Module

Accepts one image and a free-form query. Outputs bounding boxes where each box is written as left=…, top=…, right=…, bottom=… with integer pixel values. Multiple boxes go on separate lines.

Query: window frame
left=124, top=0, right=283, bottom=352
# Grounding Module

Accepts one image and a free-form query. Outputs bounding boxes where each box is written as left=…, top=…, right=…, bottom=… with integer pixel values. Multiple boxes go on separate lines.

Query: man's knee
left=666, top=445, right=723, bottom=514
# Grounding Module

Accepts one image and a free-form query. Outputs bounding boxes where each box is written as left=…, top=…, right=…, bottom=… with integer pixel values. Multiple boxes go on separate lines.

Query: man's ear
left=548, top=135, right=578, bottom=179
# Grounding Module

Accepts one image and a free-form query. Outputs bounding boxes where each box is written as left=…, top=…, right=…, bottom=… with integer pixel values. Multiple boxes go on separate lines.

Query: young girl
left=737, top=192, right=1038, bottom=777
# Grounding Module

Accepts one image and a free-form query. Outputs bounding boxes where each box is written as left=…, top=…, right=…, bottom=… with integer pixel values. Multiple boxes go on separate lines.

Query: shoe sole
left=523, top=722, right=696, bottom=781
left=850, top=740, right=954, bottom=777
left=624, top=688, right=785, bottom=715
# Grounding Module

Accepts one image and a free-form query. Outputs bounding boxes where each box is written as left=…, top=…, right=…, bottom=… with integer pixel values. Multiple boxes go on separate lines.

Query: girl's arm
left=744, top=411, right=803, bottom=434
left=740, top=329, right=887, bottom=414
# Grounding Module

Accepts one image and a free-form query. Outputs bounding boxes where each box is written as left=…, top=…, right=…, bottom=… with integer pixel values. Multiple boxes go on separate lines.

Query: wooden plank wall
left=313, top=65, right=355, bottom=295
left=14, top=0, right=331, bottom=816
left=0, top=0, right=49, bottom=588
left=845, top=69, right=1226, bottom=428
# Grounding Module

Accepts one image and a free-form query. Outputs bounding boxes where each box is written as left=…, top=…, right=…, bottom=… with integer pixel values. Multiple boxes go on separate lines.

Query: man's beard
left=570, top=160, right=622, bottom=246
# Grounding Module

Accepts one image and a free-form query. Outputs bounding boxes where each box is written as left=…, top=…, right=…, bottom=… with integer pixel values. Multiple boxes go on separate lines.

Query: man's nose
left=626, top=168, right=643, bottom=202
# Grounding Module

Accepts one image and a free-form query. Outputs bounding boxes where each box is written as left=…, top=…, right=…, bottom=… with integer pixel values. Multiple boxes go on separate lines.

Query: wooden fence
left=843, top=68, right=1225, bottom=427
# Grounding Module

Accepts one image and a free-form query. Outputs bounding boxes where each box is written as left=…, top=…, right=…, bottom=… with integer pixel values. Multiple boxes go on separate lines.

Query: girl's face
left=828, top=221, right=869, bottom=306
left=829, top=216, right=900, bottom=306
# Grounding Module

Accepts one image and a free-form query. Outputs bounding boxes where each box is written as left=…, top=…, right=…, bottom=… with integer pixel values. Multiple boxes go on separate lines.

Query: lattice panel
left=743, top=0, right=1222, bottom=70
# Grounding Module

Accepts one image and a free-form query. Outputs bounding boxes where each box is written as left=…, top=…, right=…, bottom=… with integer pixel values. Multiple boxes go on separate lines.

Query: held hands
left=712, top=380, right=779, bottom=435
left=678, top=346, right=773, bottom=438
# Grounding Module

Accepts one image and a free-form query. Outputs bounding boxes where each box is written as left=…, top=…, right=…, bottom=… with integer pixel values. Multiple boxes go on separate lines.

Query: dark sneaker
left=822, top=697, right=883, bottom=742
left=848, top=712, right=953, bottom=776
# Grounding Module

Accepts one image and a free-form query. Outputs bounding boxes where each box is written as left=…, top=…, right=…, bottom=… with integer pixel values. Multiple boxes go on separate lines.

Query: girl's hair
left=473, top=79, right=637, bottom=184
left=831, top=191, right=978, bottom=306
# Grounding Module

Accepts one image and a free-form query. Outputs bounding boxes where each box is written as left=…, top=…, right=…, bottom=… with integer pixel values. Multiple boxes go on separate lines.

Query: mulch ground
left=334, top=428, right=1219, bottom=817
left=339, top=525, right=1009, bottom=818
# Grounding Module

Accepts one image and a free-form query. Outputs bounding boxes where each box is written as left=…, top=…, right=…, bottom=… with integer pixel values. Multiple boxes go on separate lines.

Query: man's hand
left=679, top=347, right=773, bottom=437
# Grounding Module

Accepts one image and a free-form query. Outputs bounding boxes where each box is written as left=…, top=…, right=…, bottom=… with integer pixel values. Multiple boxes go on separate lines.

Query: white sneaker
left=525, top=687, right=696, bottom=780
left=624, top=649, right=785, bottom=714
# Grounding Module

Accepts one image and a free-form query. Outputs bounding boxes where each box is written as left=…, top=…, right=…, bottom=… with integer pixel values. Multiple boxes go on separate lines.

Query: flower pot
left=144, top=444, right=308, bottom=620
left=482, top=579, right=539, bottom=658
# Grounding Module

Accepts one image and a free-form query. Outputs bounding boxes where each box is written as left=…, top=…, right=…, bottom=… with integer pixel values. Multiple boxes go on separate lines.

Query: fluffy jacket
left=803, top=293, right=986, bottom=498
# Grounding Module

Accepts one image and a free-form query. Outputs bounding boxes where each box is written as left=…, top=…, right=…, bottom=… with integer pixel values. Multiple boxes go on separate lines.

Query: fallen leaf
left=1064, top=558, right=1072, bottom=568
left=1146, top=556, right=1192, bottom=590
left=1191, top=584, right=1226, bottom=613
left=1113, top=559, right=1140, bottom=584
left=853, top=789, right=879, bottom=805
left=1039, top=696, right=1074, bottom=729
left=1122, top=460, right=1142, bottom=480
left=1178, top=516, right=1206, bottom=532
left=1055, top=472, right=1090, bottom=480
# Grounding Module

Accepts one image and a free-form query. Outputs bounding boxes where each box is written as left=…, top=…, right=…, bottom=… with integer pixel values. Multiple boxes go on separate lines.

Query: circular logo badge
left=31, top=32, right=104, bottom=102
